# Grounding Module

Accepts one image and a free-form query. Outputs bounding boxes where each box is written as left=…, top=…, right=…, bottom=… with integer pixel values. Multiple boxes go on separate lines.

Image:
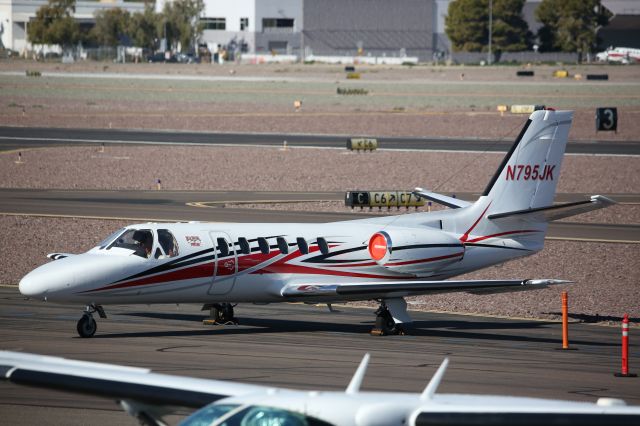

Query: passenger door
left=207, top=231, right=237, bottom=295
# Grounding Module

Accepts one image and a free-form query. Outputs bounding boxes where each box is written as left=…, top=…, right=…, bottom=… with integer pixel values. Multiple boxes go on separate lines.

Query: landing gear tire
left=370, top=303, right=406, bottom=336
left=77, top=315, right=97, bottom=338
left=203, top=303, right=238, bottom=325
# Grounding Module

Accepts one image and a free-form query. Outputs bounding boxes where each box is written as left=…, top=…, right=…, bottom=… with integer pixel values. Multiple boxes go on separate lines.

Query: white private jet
left=19, top=109, right=615, bottom=337
left=1, top=351, right=639, bottom=426
left=595, top=46, right=640, bottom=64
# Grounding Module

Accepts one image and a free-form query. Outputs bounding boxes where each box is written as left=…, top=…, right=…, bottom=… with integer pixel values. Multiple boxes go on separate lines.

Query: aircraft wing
left=0, top=350, right=266, bottom=409
left=281, top=278, right=569, bottom=299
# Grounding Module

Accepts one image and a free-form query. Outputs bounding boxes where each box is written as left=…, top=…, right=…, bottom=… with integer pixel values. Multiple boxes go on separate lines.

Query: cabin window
left=258, top=237, right=270, bottom=254
left=158, top=229, right=179, bottom=258
left=217, top=237, right=230, bottom=257
left=296, top=237, right=309, bottom=254
left=277, top=237, right=288, bottom=254
left=238, top=237, right=250, bottom=254
left=317, top=237, right=329, bottom=255
left=108, top=228, right=154, bottom=259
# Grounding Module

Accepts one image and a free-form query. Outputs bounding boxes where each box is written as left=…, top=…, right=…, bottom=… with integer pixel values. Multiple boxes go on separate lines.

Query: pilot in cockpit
left=132, top=230, right=153, bottom=258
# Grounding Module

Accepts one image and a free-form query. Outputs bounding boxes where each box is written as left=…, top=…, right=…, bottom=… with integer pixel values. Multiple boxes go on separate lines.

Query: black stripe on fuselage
left=464, top=242, right=532, bottom=251
left=414, top=411, right=639, bottom=426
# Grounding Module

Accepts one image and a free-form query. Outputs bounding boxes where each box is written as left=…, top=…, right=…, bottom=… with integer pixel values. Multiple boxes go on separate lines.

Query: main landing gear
left=202, top=303, right=238, bottom=325
left=77, top=304, right=106, bottom=338
left=370, top=298, right=412, bottom=336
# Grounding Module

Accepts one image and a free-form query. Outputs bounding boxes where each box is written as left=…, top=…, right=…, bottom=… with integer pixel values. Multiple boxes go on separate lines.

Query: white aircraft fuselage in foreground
left=19, top=110, right=615, bottom=337
left=2, top=351, right=639, bottom=426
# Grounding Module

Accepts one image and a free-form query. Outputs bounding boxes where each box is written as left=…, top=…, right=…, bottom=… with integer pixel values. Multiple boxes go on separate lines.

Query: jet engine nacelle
left=368, top=228, right=464, bottom=276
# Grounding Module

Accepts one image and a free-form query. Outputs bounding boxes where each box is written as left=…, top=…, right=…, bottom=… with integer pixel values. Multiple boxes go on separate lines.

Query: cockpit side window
left=108, top=229, right=154, bottom=258
left=158, top=229, right=179, bottom=258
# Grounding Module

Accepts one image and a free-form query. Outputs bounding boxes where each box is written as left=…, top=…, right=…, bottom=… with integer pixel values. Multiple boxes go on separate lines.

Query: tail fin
left=483, top=109, right=573, bottom=213
left=457, top=110, right=573, bottom=251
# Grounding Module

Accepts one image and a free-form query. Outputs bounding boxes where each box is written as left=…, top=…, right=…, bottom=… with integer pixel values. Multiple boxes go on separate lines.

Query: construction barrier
left=562, top=291, right=569, bottom=349
left=586, top=74, right=609, bottom=80
left=614, top=313, right=637, bottom=377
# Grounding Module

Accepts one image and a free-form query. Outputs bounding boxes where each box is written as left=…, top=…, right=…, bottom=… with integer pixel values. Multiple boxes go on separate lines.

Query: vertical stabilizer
left=456, top=110, right=573, bottom=251
left=483, top=109, right=573, bottom=213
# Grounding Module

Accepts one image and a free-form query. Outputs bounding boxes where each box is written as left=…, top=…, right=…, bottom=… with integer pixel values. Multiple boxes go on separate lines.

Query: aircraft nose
left=19, top=259, right=77, bottom=300
left=19, top=270, right=46, bottom=298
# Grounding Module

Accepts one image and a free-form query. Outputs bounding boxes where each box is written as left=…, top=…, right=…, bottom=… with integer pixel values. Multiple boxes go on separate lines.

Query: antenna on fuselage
left=420, top=358, right=449, bottom=401
left=345, top=353, right=370, bottom=394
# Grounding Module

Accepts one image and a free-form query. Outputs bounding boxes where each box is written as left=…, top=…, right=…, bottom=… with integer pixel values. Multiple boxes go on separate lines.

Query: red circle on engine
left=369, top=233, right=388, bottom=261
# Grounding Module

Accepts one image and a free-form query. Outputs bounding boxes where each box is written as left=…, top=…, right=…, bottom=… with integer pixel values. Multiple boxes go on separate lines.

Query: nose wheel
left=77, top=314, right=97, bottom=338
left=76, top=304, right=106, bottom=338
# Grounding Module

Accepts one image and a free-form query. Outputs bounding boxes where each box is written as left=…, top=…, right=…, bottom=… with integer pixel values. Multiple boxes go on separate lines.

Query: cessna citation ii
left=2, top=351, right=640, bottom=426
left=19, top=109, right=615, bottom=337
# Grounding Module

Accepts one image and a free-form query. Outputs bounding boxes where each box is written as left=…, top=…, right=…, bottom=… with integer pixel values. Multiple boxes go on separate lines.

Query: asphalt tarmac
left=1, top=189, right=638, bottom=243
left=0, top=287, right=638, bottom=425
left=1, top=126, right=639, bottom=155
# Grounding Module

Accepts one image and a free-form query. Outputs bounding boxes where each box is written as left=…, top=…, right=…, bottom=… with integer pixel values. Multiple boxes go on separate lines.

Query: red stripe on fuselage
left=89, top=262, right=215, bottom=292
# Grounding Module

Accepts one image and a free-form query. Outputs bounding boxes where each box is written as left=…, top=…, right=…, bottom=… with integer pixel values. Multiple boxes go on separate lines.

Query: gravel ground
left=2, top=146, right=639, bottom=194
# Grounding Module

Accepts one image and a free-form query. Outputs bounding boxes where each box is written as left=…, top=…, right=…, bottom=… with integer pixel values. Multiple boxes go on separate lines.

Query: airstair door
left=207, top=232, right=237, bottom=295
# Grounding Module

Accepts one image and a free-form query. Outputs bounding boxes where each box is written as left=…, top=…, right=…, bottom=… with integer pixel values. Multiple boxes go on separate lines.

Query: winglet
left=420, top=358, right=449, bottom=401
left=345, top=353, right=370, bottom=394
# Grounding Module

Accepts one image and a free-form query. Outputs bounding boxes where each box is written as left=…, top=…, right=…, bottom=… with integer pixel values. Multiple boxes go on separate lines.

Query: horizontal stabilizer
left=282, top=279, right=570, bottom=299
left=487, top=195, right=616, bottom=222
left=413, top=187, right=472, bottom=209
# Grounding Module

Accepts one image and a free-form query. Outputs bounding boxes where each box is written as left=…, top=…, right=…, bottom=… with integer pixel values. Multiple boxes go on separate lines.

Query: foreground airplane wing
left=3, top=351, right=640, bottom=426
left=0, top=351, right=264, bottom=409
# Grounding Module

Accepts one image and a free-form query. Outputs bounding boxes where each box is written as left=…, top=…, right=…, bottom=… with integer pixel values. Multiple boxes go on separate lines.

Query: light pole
left=488, top=0, right=493, bottom=65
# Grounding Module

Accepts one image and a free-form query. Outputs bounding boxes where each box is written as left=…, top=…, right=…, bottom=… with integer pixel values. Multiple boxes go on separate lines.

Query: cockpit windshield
left=107, top=229, right=154, bottom=258
left=179, top=404, right=334, bottom=426
left=96, top=228, right=125, bottom=249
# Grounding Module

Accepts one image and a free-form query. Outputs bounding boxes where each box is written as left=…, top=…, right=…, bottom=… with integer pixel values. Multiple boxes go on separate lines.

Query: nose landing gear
left=77, top=304, right=106, bottom=338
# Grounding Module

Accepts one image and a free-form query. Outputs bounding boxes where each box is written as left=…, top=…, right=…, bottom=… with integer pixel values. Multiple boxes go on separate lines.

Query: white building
left=0, top=0, right=145, bottom=53
left=156, top=0, right=303, bottom=55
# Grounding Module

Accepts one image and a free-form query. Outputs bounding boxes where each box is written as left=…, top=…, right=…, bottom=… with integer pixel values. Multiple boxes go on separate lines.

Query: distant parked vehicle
left=147, top=52, right=177, bottom=63
left=595, top=47, right=640, bottom=64
left=176, top=52, right=200, bottom=64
